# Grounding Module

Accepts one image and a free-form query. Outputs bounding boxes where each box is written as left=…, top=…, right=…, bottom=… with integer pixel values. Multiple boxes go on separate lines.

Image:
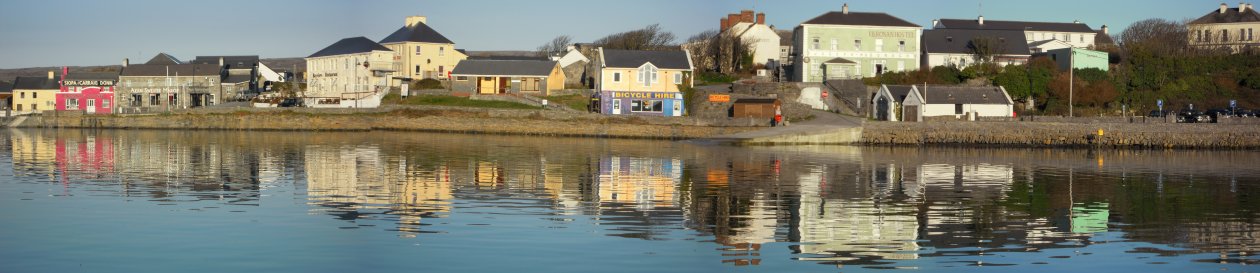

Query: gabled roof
left=308, top=37, right=393, bottom=58
left=450, top=60, right=558, bottom=77
left=777, top=30, right=793, bottom=46
left=13, top=75, right=60, bottom=90
left=379, top=22, right=455, bottom=44
left=190, top=56, right=259, bottom=70
left=937, top=18, right=1095, bottom=33
left=601, top=49, right=692, bottom=70
left=1190, top=6, right=1260, bottom=24
left=145, top=53, right=182, bottom=65
left=825, top=57, right=856, bottom=64
left=885, top=85, right=914, bottom=101
left=64, top=72, right=119, bottom=81
left=120, top=64, right=222, bottom=77
left=0, top=81, right=13, bottom=93
left=801, top=11, right=919, bottom=28
left=906, top=85, right=1012, bottom=105
left=922, top=29, right=1031, bottom=55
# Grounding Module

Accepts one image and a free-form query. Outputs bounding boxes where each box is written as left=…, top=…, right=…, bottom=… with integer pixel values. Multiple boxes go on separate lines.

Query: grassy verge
left=386, top=95, right=538, bottom=109
left=542, top=94, right=590, bottom=111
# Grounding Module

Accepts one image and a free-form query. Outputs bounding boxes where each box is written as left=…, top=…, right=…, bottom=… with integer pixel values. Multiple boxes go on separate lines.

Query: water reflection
left=3, top=129, right=1258, bottom=271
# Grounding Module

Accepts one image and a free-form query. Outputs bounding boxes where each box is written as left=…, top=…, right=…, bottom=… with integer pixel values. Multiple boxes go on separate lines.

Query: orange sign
left=709, top=94, right=731, bottom=102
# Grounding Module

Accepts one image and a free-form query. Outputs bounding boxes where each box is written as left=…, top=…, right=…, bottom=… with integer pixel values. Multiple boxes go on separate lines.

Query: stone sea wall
left=863, top=121, right=1260, bottom=149
left=13, top=106, right=760, bottom=140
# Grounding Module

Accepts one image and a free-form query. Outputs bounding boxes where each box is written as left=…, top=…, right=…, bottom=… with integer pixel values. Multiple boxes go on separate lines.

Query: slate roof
left=145, top=53, right=182, bottom=65
left=450, top=60, right=557, bottom=77
left=1190, top=6, right=1260, bottom=24
left=922, top=29, right=1031, bottom=55
left=601, top=49, right=692, bottom=70
left=777, top=30, right=793, bottom=46
left=937, top=18, right=1095, bottom=33
left=467, top=55, right=550, bottom=61
left=908, top=85, right=1012, bottom=105
left=0, top=81, right=13, bottom=93
left=120, top=64, right=222, bottom=77
left=885, top=85, right=914, bottom=101
left=64, top=72, right=119, bottom=81
left=13, top=76, right=60, bottom=90
left=190, top=56, right=259, bottom=70
left=308, top=37, right=393, bottom=58
left=801, top=11, right=919, bottom=28
left=379, top=22, right=455, bottom=44
left=223, top=74, right=253, bottom=84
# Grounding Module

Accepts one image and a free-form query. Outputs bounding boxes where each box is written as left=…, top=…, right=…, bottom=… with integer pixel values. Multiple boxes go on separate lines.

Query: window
left=33, top=92, right=37, bottom=99
left=898, top=40, right=906, bottom=52
left=439, top=47, right=445, bottom=56
left=853, top=40, right=861, bottom=50
left=1066, top=34, right=1072, bottom=42
left=630, top=100, right=663, bottom=112
left=875, top=39, right=884, bottom=52
left=150, top=94, right=160, bottom=106
left=415, top=65, right=421, bottom=75
left=439, top=66, right=444, bottom=73
left=955, top=104, right=964, bottom=115
left=831, top=39, right=838, bottom=50
left=811, top=38, right=820, bottom=50
left=1250, top=29, right=1254, bottom=41
left=66, top=98, right=78, bottom=109
left=613, top=72, right=621, bottom=82
left=456, top=76, right=468, bottom=81
left=638, top=65, right=658, bottom=87
left=673, top=73, right=682, bottom=84
left=19, top=92, right=24, bottom=99
left=102, top=100, right=110, bottom=109
left=1197, top=30, right=1203, bottom=42
left=1223, top=29, right=1229, bottom=42
left=415, top=46, right=422, bottom=55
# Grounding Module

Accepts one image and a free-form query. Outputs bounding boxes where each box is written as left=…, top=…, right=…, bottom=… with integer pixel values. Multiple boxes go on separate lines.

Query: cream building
left=380, top=16, right=467, bottom=81
left=305, top=36, right=397, bottom=107
left=934, top=16, right=1101, bottom=53
left=1188, top=3, right=1260, bottom=53
left=719, top=10, right=782, bottom=66
left=11, top=72, right=60, bottom=113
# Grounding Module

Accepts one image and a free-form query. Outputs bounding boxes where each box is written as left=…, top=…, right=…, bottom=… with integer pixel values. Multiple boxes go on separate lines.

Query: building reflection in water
left=6, top=130, right=1259, bottom=268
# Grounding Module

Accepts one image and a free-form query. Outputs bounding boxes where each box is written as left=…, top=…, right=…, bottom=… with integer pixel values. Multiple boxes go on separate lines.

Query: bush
left=411, top=78, right=444, bottom=90
left=696, top=71, right=738, bottom=85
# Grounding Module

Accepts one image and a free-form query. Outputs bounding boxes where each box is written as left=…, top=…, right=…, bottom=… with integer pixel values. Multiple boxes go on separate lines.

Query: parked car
left=1177, top=109, right=1205, bottom=123
left=279, top=98, right=304, bottom=108
left=1235, top=109, right=1255, bottom=117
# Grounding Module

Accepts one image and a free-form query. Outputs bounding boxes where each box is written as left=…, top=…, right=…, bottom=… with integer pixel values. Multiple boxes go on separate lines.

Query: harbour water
left=0, top=129, right=1256, bottom=272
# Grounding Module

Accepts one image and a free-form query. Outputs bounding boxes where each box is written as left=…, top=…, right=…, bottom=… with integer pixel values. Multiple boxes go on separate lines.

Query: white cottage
left=874, top=84, right=1013, bottom=121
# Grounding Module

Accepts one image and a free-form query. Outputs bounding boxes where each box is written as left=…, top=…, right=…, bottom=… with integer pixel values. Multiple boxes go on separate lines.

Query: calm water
left=0, top=129, right=1257, bottom=273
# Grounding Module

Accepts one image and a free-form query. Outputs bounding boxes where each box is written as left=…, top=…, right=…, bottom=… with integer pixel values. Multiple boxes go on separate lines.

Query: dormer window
left=637, top=63, right=658, bottom=87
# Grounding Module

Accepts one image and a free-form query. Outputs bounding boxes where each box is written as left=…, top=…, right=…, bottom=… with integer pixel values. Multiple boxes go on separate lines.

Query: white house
left=934, top=16, right=1101, bottom=54
left=304, top=36, right=397, bottom=108
left=875, top=84, right=1013, bottom=121
left=719, top=10, right=782, bottom=67
left=921, top=28, right=1031, bottom=69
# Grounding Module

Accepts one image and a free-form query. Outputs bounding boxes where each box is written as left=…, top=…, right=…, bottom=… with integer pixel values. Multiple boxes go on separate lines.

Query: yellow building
left=12, top=71, right=60, bottom=113
left=380, top=16, right=467, bottom=81
left=1188, top=3, right=1260, bottom=53
left=595, top=48, right=694, bottom=116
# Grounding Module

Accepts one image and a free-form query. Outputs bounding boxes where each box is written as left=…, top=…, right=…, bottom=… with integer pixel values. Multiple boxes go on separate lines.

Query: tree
left=1118, top=18, right=1188, bottom=56
left=592, top=24, right=677, bottom=51
left=535, top=35, right=573, bottom=58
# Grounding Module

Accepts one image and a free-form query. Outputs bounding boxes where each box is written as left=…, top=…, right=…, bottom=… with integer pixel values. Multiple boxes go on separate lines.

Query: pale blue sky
left=0, top=0, right=1234, bottom=68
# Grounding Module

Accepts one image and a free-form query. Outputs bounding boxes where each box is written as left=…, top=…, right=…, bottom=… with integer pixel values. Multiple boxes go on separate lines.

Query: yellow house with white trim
left=12, top=71, right=60, bottom=113
left=380, top=16, right=467, bottom=81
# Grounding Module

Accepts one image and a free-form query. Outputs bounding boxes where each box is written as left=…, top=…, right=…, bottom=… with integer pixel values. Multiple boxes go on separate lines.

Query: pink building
left=56, top=68, right=118, bottom=114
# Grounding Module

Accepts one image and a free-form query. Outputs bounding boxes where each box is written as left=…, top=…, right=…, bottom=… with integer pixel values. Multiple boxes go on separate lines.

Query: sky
left=0, top=0, right=1235, bottom=69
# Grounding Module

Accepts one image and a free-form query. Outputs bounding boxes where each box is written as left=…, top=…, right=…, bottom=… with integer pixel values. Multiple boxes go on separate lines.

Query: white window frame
left=415, top=46, right=422, bottom=55
left=853, top=39, right=861, bottom=51
left=875, top=39, right=884, bottom=52
left=613, top=72, right=621, bottom=82
left=673, top=73, right=682, bottom=84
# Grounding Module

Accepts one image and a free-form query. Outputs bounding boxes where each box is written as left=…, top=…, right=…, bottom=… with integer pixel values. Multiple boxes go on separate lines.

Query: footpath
left=699, top=110, right=864, bottom=145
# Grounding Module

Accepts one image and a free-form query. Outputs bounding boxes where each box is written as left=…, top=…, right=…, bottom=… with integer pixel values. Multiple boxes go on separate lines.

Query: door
left=86, top=99, right=96, bottom=114
left=672, top=100, right=682, bottom=116
left=611, top=99, right=621, bottom=115
left=478, top=77, right=495, bottom=94
left=904, top=105, right=919, bottom=122
left=876, top=97, right=890, bottom=121
left=498, top=78, right=509, bottom=94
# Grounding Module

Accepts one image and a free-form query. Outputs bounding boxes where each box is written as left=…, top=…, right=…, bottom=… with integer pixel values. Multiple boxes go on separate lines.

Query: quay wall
left=863, top=121, right=1260, bottom=149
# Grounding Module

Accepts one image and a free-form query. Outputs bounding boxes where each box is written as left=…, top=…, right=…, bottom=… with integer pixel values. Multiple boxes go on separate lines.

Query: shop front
left=600, top=91, right=685, bottom=117
left=56, top=73, right=117, bottom=115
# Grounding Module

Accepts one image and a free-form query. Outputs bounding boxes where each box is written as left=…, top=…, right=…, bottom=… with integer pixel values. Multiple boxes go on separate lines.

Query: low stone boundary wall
left=863, top=121, right=1260, bottom=149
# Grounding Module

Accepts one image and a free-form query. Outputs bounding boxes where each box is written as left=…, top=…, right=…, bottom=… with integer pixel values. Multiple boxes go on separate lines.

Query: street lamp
left=1068, top=49, right=1074, bottom=118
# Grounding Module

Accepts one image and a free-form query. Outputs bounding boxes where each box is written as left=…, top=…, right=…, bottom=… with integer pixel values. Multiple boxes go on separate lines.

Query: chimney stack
left=123, top=58, right=130, bottom=68
left=1074, top=20, right=1080, bottom=24
left=47, top=70, right=54, bottom=80
left=1242, top=2, right=1250, bottom=12
left=1101, top=25, right=1109, bottom=35
left=740, top=10, right=754, bottom=23
left=720, top=17, right=729, bottom=32
left=1222, top=3, right=1229, bottom=14
left=405, top=16, right=428, bottom=27
left=932, top=19, right=939, bottom=28
left=978, top=15, right=985, bottom=25
left=842, top=3, right=849, bottom=14
left=756, top=13, right=765, bottom=25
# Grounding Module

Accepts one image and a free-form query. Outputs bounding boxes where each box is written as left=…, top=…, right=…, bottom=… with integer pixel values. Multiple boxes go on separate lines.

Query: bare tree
left=593, top=24, right=677, bottom=50
left=536, top=35, right=573, bottom=58
left=684, top=30, right=719, bottom=71
left=1119, top=18, right=1188, bottom=55
left=683, top=29, right=756, bottom=74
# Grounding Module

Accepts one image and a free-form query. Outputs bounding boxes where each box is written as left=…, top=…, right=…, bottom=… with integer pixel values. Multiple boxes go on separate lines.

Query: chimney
left=932, top=19, right=939, bottom=28
left=1101, top=25, right=1109, bottom=35
left=48, top=70, right=55, bottom=80
left=218, top=57, right=224, bottom=67
left=1221, top=3, right=1229, bottom=14
left=728, top=14, right=739, bottom=27
left=405, top=16, right=428, bottom=27
left=979, top=15, right=985, bottom=25
left=756, top=13, right=765, bottom=25
left=721, top=18, right=729, bottom=32
left=741, top=10, right=754, bottom=23
left=123, top=58, right=130, bottom=68
left=842, top=3, right=849, bottom=14
left=1074, top=20, right=1080, bottom=24
left=1242, top=2, right=1250, bottom=12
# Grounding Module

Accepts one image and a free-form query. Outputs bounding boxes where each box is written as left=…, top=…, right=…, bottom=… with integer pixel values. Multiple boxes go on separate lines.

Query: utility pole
left=1069, top=49, right=1074, bottom=118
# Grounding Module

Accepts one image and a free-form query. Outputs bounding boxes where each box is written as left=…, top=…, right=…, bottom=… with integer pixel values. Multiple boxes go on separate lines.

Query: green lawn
left=386, top=95, right=539, bottom=109
left=542, top=94, right=591, bottom=111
